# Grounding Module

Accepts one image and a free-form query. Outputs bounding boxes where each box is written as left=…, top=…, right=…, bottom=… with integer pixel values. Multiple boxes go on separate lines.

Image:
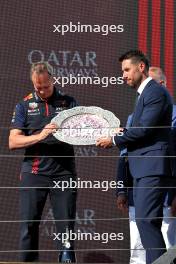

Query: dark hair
left=119, top=50, right=150, bottom=71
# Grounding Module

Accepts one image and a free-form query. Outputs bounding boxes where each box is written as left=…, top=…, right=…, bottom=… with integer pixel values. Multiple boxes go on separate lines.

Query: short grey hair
left=30, top=61, right=53, bottom=79
left=149, top=66, right=167, bottom=85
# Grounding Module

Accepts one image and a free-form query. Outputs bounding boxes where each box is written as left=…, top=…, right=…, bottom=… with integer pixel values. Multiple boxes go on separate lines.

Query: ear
left=49, top=76, right=54, bottom=84
left=34, top=85, right=38, bottom=92
left=160, top=80, right=165, bottom=85
left=139, top=62, right=145, bottom=73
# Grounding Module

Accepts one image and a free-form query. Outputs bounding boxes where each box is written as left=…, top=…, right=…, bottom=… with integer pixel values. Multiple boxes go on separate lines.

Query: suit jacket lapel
left=131, top=80, right=155, bottom=126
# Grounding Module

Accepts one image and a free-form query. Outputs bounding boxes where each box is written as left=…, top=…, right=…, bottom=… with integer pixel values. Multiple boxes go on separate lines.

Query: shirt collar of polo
left=34, top=87, right=61, bottom=102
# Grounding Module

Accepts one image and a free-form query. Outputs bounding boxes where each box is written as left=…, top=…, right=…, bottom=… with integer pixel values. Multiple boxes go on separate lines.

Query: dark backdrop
left=0, top=0, right=175, bottom=262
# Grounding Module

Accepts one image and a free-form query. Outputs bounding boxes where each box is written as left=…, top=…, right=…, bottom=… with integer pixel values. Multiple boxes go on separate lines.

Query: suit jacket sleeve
left=116, top=114, right=133, bottom=196
left=116, top=156, right=128, bottom=196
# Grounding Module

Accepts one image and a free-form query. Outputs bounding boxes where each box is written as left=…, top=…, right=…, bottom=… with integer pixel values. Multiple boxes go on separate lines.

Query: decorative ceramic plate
left=51, top=106, right=120, bottom=145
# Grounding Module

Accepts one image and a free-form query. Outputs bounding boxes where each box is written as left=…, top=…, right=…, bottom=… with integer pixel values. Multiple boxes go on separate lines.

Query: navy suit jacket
left=115, top=79, right=173, bottom=179
left=116, top=86, right=176, bottom=206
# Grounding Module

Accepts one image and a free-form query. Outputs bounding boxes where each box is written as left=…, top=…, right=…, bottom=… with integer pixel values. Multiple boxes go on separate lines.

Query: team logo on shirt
left=28, top=102, right=40, bottom=115
left=29, top=102, right=38, bottom=109
left=55, top=107, right=64, bottom=113
left=11, top=111, right=16, bottom=123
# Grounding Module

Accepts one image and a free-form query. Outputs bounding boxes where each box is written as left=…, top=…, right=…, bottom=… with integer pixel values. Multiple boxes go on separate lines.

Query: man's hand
left=96, top=137, right=113, bottom=148
left=114, top=127, right=125, bottom=134
left=171, top=196, right=176, bottom=217
left=117, top=194, right=128, bottom=214
left=96, top=127, right=124, bottom=148
left=9, top=123, right=58, bottom=149
left=39, top=123, right=58, bottom=141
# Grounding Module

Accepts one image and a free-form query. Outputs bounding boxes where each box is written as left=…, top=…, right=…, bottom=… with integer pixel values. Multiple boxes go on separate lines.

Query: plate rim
left=51, top=106, right=120, bottom=145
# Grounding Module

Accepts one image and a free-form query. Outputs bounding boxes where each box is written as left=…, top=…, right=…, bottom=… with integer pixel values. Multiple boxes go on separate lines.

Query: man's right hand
left=117, top=194, right=128, bottom=214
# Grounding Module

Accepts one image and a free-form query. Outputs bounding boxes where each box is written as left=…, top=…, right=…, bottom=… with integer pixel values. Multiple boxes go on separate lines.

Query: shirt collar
left=34, top=87, right=62, bottom=102
left=137, top=77, right=152, bottom=95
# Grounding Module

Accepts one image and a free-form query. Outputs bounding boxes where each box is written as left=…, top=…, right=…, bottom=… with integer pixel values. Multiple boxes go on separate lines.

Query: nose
left=122, top=72, right=127, bottom=80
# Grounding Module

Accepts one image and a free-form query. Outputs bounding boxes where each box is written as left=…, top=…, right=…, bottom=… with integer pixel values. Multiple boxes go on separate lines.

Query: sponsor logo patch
left=24, top=93, right=33, bottom=101
left=29, top=102, right=38, bottom=109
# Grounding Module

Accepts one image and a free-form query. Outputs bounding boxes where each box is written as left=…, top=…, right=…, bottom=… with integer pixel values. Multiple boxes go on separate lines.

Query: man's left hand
left=96, top=137, right=113, bottom=148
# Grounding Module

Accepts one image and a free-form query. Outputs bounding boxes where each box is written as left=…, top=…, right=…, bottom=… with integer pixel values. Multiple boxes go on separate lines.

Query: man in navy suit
left=96, top=50, right=173, bottom=263
left=116, top=67, right=176, bottom=264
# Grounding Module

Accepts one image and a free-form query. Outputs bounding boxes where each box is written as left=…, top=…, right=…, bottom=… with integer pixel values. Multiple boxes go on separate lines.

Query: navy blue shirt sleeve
left=11, top=103, right=26, bottom=129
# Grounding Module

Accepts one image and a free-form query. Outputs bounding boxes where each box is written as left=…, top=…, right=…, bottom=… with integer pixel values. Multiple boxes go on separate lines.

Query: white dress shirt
left=137, top=76, right=152, bottom=96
